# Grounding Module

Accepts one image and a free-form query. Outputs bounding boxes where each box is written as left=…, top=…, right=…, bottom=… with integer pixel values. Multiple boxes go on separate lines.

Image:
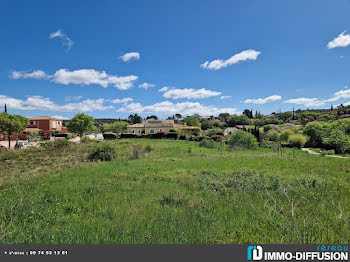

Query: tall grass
left=0, top=139, right=349, bottom=244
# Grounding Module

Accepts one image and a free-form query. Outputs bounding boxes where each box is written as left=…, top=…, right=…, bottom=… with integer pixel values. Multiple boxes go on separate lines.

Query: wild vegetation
left=0, top=139, right=349, bottom=244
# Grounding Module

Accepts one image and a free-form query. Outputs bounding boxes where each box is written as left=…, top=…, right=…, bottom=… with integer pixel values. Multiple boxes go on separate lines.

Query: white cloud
left=200, top=49, right=261, bottom=70
left=327, top=31, right=350, bottom=49
left=326, top=89, right=350, bottom=102
left=10, top=70, right=49, bottom=80
left=0, top=95, right=113, bottom=112
left=162, top=88, right=221, bottom=99
left=117, top=101, right=239, bottom=116
left=120, top=52, right=140, bottom=62
left=138, top=82, right=155, bottom=89
left=51, top=115, right=69, bottom=120
left=284, top=98, right=326, bottom=107
left=49, top=29, right=74, bottom=50
left=111, top=98, right=133, bottom=104
left=158, top=86, right=170, bottom=92
left=220, top=96, right=231, bottom=99
left=243, top=95, right=281, bottom=104
left=11, top=68, right=138, bottom=90
left=64, top=96, right=83, bottom=101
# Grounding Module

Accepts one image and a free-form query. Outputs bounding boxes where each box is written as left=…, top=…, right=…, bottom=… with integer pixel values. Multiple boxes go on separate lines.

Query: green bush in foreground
left=288, top=134, right=308, bottom=148
left=267, top=131, right=279, bottom=142
left=280, top=130, right=293, bottom=142
left=228, top=130, right=258, bottom=149
left=322, top=129, right=350, bottom=154
left=88, top=144, right=116, bottom=161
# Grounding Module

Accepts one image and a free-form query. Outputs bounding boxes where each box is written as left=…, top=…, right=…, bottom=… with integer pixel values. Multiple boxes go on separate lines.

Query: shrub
left=280, top=130, right=293, bottom=142
left=205, top=128, right=222, bottom=137
left=132, top=144, right=145, bottom=159
left=88, top=145, right=116, bottom=161
left=120, top=133, right=137, bottom=139
left=145, top=145, right=153, bottom=152
left=178, top=135, right=186, bottom=140
left=267, top=131, right=279, bottom=142
left=263, top=125, right=272, bottom=132
left=288, top=134, right=308, bottom=148
left=164, top=132, right=178, bottom=139
left=199, top=138, right=218, bottom=148
left=322, top=129, right=350, bottom=154
left=228, top=130, right=258, bottom=149
left=303, top=121, right=330, bottom=147
left=103, top=133, right=118, bottom=140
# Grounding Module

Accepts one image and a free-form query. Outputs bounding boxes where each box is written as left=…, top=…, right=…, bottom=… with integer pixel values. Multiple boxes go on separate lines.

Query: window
left=57, top=121, right=61, bottom=126
left=130, top=130, right=135, bottom=133
left=138, top=129, right=142, bottom=134
left=150, top=129, right=155, bottom=134
left=30, top=120, right=36, bottom=125
left=159, top=129, right=163, bottom=132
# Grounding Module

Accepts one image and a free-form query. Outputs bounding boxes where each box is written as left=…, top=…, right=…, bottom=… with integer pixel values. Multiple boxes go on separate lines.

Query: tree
left=184, top=116, right=199, bottom=127
left=146, top=115, right=158, bottom=120
left=0, top=113, right=28, bottom=149
left=228, top=130, right=258, bottom=149
left=322, top=129, right=350, bottom=154
left=227, top=115, right=251, bottom=127
left=128, top=114, right=142, bottom=124
left=175, top=114, right=182, bottom=120
left=218, top=113, right=230, bottom=121
left=200, top=120, right=213, bottom=130
left=243, top=109, right=251, bottom=118
left=102, top=121, right=129, bottom=134
left=303, top=121, right=330, bottom=147
left=278, top=112, right=293, bottom=121
left=66, top=113, right=94, bottom=139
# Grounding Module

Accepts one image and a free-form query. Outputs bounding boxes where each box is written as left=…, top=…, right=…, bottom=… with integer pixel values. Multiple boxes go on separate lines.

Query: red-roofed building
left=25, top=116, right=66, bottom=133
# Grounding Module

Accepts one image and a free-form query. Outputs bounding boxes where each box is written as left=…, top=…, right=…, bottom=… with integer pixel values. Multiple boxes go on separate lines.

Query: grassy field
left=0, top=139, right=350, bottom=244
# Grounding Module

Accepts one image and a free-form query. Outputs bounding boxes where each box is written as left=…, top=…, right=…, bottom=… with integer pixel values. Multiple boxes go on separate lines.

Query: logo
left=247, top=245, right=263, bottom=261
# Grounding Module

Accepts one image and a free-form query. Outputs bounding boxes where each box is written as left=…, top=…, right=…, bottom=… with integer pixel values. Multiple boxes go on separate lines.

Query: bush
left=145, top=145, right=153, bottom=152
left=164, top=132, right=178, bottom=139
left=132, top=144, right=145, bottom=159
left=199, top=138, right=218, bottom=148
left=88, top=145, right=116, bottom=161
left=103, top=133, right=118, bottom=140
left=228, top=130, right=258, bottom=149
left=151, top=131, right=166, bottom=139
left=303, top=121, right=330, bottom=147
left=263, top=125, right=272, bottom=132
left=178, top=135, right=187, bottom=140
left=120, top=133, right=137, bottom=139
left=322, top=129, right=350, bottom=154
left=280, top=130, right=293, bottom=142
left=211, top=135, right=224, bottom=141
left=267, top=131, right=279, bottom=142
left=288, top=134, right=308, bottom=148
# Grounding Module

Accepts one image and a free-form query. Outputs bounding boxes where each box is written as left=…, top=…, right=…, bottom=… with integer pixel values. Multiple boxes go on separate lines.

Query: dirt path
left=301, top=148, right=348, bottom=159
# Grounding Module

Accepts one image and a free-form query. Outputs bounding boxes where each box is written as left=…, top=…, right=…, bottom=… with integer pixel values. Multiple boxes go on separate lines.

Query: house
left=25, top=116, right=66, bottom=133
left=224, top=127, right=239, bottom=136
left=126, top=119, right=201, bottom=138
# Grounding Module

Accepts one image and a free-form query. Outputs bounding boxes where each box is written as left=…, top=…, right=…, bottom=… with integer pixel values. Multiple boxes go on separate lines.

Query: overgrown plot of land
left=0, top=139, right=349, bottom=244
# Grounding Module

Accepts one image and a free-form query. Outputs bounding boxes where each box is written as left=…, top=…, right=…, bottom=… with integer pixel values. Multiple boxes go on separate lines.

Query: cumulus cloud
left=111, top=98, right=133, bottom=104
left=326, top=89, right=350, bottom=102
left=51, top=115, right=69, bottom=120
left=162, top=88, right=221, bottom=100
left=64, top=96, right=83, bottom=101
left=11, top=69, right=138, bottom=90
left=200, top=49, right=261, bottom=71
left=138, top=82, right=155, bottom=90
left=327, top=31, right=350, bottom=49
left=284, top=98, right=326, bottom=107
left=158, top=86, right=171, bottom=92
left=10, top=70, right=49, bottom=80
left=120, top=52, right=140, bottom=62
left=49, top=29, right=74, bottom=51
left=0, top=94, right=113, bottom=112
left=117, top=101, right=239, bottom=116
left=243, top=95, right=281, bottom=104
left=220, top=96, right=231, bottom=99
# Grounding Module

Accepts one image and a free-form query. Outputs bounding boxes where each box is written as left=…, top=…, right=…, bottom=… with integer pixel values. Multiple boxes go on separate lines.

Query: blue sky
left=1, top=0, right=350, bottom=119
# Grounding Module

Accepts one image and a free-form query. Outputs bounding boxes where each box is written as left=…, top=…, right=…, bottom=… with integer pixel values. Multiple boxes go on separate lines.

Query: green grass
left=0, top=139, right=350, bottom=244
